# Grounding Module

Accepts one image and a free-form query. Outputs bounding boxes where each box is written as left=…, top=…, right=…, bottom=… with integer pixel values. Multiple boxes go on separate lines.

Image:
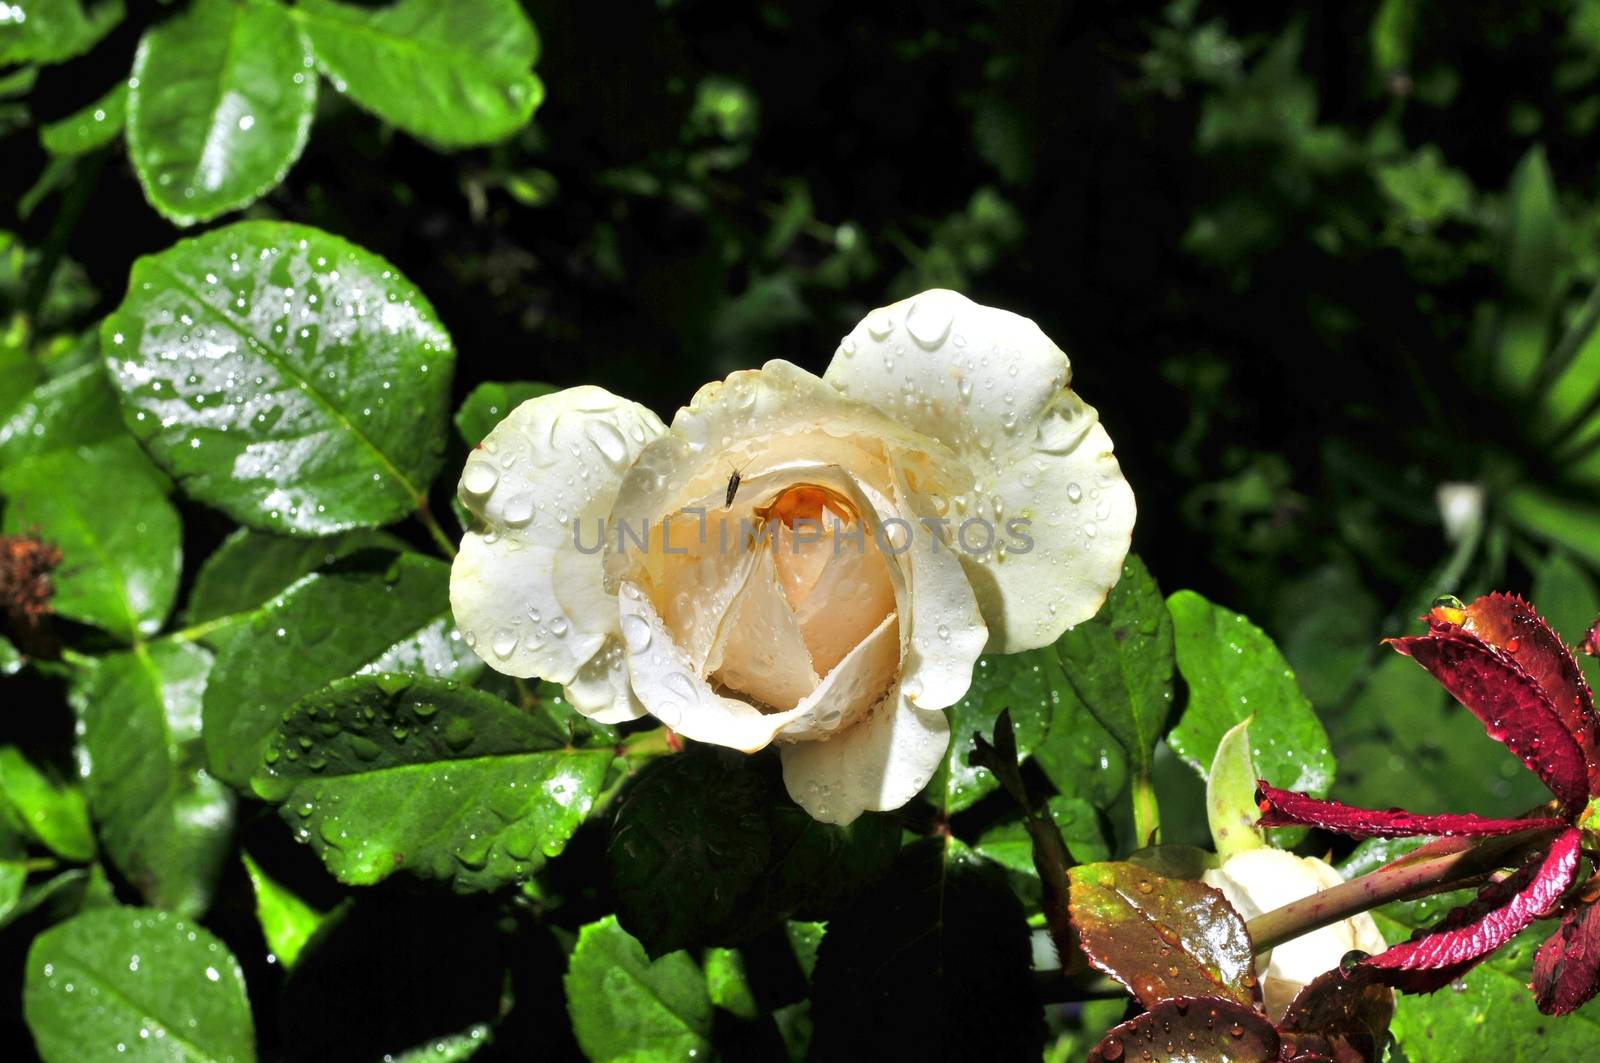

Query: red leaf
left=1068, top=862, right=1258, bottom=1009
left=1390, top=631, right=1589, bottom=811
left=1533, top=899, right=1600, bottom=1015
left=1457, top=594, right=1600, bottom=792
left=1369, top=828, right=1582, bottom=973
left=1255, top=783, right=1565, bottom=838
left=1087, top=997, right=1280, bottom=1062
left=1278, top=965, right=1396, bottom=1063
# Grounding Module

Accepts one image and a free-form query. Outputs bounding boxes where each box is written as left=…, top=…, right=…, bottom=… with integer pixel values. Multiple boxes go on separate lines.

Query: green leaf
left=127, top=0, right=315, bottom=225
left=253, top=675, right=610, bottom=891
left=1, top=445, right=180, bottom=642
left=0, top=0, right=122, bottom=67
left=291, top=0, right=543, bottom=148
left=0, top=822, right=26, bottom=926
left=564, top=915, right=713, bottom=1062
left=1033, top=672, right=1131, bottom=810
left=0, top=338, right=41, bottom=422
left=103, top=220, right=456, bottom=535
left=39, top=81, right=126, bottom=156
left=388, top=1026, right=492, bottom=1062
left=1503, top=487, right=1600, bottom=567
left=24, top=907, right=255, bottom=1063
left=808, top=839, right=1044, bottom=1060
left=1055, top=555, right=1174, bottom=779
left=202, top=550, right=479, bottom=787
left=938, top=648, right=1062, bottom=813
left=1493, top=146, right=1567, bottom=397
left=70, top=642, right=235, bottom=916
left=0, top=746, right=94, bottom=862
left=704, top=947, right=760, bottom=1020
left=1386, top=921, right=1600, bottom=1062
left=453, top=380, right=556, bottom=445
left=1206, top=718, right=1265, bottom=858
left=0, top=362, right=158, bottom=472
left=241, top=852, right=332, bottom=969
left=183, top=525, right=404, bottom=642
left=0, top=634, right=22, bottom=676
left=1166, top=590, right=1335, bottom=799
left=608, top=748, right=897, bottom=957
left=973, top=795, right=1110, bottom=895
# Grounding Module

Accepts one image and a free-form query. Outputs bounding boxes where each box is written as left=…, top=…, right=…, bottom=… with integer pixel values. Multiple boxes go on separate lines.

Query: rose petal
left=604, top=359, right=972, bottom=597
left=1458, top=593, right=1600, bottom=792
left=823, top=289, right=1134, bottom=652
left=617, top=579, right=804, bottom=751
left=656, top=508, right=763, bottom=674
left=450, top=386, right=665, bottom=720
left=882, top=461, right=987, bottom=711
left=1533, top=900, right=1600, bottom=1015
left=789, top=517, right=899, bottom=675
left=711, top=543, right=821, bottom=709
left=778, top=610, right=902, bottom=742
left=1369, top=827, right=1582, bottom=973
left=563, top=633, right=647, bottom=724
left=778, top=687, right=949, bottom=825
left=1256, top=782, right=1567, bottom=838
left=1391, top=631, right=1590, bottom=812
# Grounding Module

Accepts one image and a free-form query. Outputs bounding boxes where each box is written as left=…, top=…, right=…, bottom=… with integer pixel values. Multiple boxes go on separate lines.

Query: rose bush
left=451, top=288, right=1135, bottom=821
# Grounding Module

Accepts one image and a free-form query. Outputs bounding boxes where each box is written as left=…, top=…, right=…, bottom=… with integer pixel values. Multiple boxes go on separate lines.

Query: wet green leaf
left=202, top=550, right=478, bottom=787
left=291, top=0, right=542, bottom=148
left=1385, top=920, right=1600, bottom=1062
left=564, top=915, right=712, bottom=1062
left=1, top=444, right=180, bottom=642
left=0, top=362, right=155, bottom=471
left=254, top=675, right=610, bottom=891
left=453, top=380, right=556, bottom=445
left=1166, top=590, right=1335, bottom=803
left=0, top=0, right=122, bottom=67
left=103, top=221, right=455, bottom=535
left=128, top=0, right=315, bottom=225
left=1055, top=555, right=1174, bottom=782
left=70, top=642, right=234, bottom=916
left=24, top=907, right=254, bottom=1063
left=39, top=81, right=126, bottom=156
left=938, top=648, right=1061, bottom=813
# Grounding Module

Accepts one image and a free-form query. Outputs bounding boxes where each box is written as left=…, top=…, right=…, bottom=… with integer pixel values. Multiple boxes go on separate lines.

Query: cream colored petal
left=450, top=386, right=665, bottom=704
left=824, top=290, right=1135, bottom=652
left=656, top=509, right=761, bottom=674
left=603, top=359, right=972, bottom=594
left=618, top=580, right=808, bottom=752
left=884, top=462, right=987, bottom=711
left=563, top=634, right=647, bottom=724
left=778, top=691, right=949, bottom=825
left=712, top=545, right=820, bottom=709
left=791, top=524, right=898, bottom=676
left=777, top=611, right=901, bottom=742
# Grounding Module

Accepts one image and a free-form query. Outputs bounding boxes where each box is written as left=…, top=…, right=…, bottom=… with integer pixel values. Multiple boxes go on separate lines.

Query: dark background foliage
left=6, top=0, right=1600, bottom=1059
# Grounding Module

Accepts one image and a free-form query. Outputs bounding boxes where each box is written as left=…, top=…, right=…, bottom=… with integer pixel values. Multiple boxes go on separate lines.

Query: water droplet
left=621, top=614, right=652, bottom=652
left=491, top=629, right=519, bottom=659
left=462, top=460, right=499, bottom=496
left=905, top=295, right=953, bottom=349
left=865, top=309, right=895, bottom=340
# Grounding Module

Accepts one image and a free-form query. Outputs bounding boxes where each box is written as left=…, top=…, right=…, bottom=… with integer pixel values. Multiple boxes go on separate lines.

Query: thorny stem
left=1245, top=826, right=1555, bottom=955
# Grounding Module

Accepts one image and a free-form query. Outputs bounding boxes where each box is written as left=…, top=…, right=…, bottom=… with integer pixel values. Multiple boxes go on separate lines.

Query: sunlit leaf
left=128, top=0, right=315, bottom=225
left=564, top=915, right=712, bottom=1063
left=291, top=0, right=542, bottom=148
left=103, top=221, right=455, bottom=535
left=254, top=675, right=610, bottom=891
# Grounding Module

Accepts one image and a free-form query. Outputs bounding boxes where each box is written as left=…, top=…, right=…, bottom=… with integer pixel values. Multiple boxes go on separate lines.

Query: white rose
left=449, top=289, right=1134, bottom=823
left=1202, top=849, right=1389, bottom=1020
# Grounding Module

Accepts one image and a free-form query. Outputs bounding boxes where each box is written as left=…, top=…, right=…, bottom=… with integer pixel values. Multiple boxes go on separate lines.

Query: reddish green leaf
left=1533, top=898, right=1600, bottom=1015
left=1256, top=782, right=1565, bottom=838
left=1278, top=965, right=1395, bottom=1062
left=1391, top=631, right=1589, bottom=811
left=1068, top=862, right=1258, bottom=1008
left=1371, top=828, right=1581, bottom=975
left=1457, top=594, right=1600, bottom=791
left=1087, top=997, right=1279, bottom=1063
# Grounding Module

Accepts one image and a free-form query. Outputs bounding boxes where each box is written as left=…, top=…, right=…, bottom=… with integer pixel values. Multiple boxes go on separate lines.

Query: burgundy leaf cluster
left=1258, top=594, right=1600, bottom=1014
